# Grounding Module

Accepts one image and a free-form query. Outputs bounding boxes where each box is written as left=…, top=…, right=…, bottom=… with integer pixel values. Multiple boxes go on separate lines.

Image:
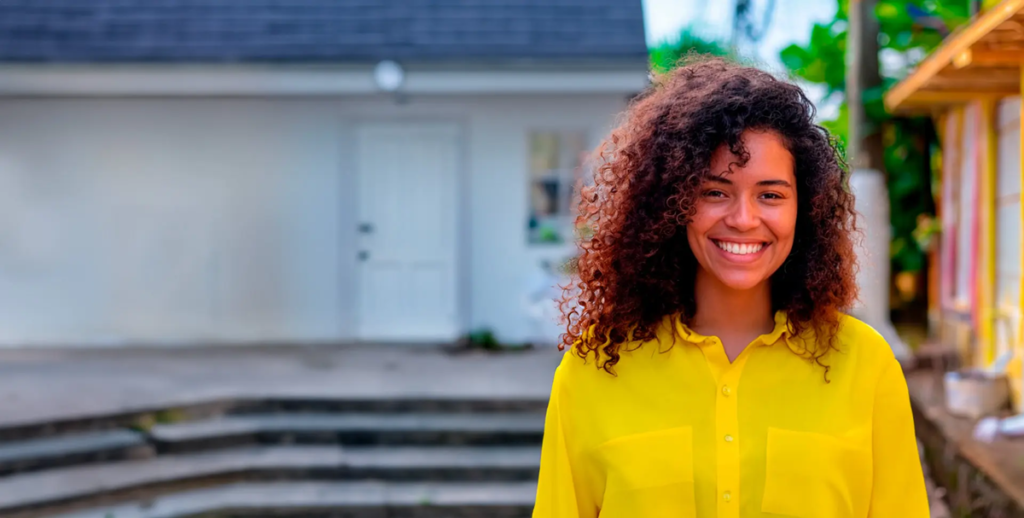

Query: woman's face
left=686, top=130, right=798, bottom=291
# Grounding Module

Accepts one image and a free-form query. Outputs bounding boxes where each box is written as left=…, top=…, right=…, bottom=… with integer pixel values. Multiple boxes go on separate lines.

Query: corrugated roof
left=0, top=0, right=648, bottom=63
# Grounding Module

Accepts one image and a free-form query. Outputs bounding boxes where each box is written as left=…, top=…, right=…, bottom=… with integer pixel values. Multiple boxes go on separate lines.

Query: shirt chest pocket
left=597, top=426, right=696, bottom=518
left=761, top=427, right=872, bottom=518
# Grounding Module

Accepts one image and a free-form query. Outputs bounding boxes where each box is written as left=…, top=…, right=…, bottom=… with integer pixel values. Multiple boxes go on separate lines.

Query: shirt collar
left=675, top=310, right=793, bottom=347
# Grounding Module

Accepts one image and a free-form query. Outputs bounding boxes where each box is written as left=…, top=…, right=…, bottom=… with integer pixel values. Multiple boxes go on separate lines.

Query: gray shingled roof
left=0, top=1, right=648, bottom=63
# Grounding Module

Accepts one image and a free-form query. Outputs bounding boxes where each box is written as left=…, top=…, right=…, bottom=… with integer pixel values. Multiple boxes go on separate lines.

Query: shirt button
left=723, top=491, right=732, bottom=502
left=722, top=385, right=732, bottom=396
left=724, top=434, right=734, bottom=442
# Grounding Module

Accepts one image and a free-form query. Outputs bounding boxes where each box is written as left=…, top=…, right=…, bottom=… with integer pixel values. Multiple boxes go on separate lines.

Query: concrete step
left=0, top=402, right=235, bottom=443
left=0, top=445, right=541, bottom=516
left=54, top=481, right=537, bottom=518
left=0, top=398, right=548, bottom=442
left=0, top=413, right=545, bottom=475
left=150, top=413, right=545, bottom=453
left=0, top=429, right=152, bottom=476
left=234, top=398, right=549, bottom=415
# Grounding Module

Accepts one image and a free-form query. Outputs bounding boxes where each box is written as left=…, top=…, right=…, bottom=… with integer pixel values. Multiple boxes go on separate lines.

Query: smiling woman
left=534, top=58, right=930, bottom=518
left=687, top=131, right=800, bottom=362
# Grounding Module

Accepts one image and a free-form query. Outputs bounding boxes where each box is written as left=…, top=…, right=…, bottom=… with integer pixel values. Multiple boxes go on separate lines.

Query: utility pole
left=847, top=0, right=914, bottom=363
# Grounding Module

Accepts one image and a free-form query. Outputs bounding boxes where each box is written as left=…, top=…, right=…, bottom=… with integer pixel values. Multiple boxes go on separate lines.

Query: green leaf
left=821, top=101, right=850, bottom=150
left=863, top=85, right=889, bottom=122
left=835, top=0, right=850, bottom=21
left=876, top=0, right=913, bottom=25
left=780, top=44, right=812, bottom=72
left=779, top=22, right=846, bottom=92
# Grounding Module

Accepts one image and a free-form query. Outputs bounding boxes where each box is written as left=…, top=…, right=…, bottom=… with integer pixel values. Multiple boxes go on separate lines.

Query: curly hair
left=559, top=57, right=858, bottom=373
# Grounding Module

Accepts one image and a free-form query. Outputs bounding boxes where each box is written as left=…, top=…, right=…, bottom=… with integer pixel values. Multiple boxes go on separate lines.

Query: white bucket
left=945, top=369, right=1010, bottom=419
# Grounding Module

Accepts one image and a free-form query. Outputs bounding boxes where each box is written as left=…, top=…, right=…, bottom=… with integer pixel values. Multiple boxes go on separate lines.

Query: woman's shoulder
left=555, top=343, right=614, bottom=384
left=560, top=318, right=679, bottom=376
left=830, top=313, right=901, bottom=371
left=548, top=347, right=612, bottom=407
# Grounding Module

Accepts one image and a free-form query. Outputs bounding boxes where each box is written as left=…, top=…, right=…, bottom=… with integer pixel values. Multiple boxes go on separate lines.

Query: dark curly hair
left=559, top=57, right=858, bottom=374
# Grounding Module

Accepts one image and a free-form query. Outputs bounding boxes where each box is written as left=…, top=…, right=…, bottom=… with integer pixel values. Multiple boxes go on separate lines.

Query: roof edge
left=0, top=65, right=651, bottom=97
left=885, top=0, right=1024, bottom=112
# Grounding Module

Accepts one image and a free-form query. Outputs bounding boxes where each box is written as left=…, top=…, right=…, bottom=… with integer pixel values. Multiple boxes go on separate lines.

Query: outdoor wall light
left=373, top=60, right=405, bottom=92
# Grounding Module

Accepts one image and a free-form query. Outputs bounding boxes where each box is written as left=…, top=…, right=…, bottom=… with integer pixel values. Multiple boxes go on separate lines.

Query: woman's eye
left=761, top=192, right=783, bottom=200
left=703, top=190, right=726, bottom=198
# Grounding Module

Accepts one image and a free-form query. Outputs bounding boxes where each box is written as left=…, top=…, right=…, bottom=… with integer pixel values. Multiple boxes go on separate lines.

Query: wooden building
left=886, top=0, right=1024, bottom=409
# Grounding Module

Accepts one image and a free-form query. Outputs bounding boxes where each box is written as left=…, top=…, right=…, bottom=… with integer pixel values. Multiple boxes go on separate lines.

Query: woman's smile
left=711, top=238, right=770, bottom=262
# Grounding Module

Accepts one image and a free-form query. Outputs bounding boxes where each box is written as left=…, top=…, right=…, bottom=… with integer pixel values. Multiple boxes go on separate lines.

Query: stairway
left=0, top=398, right=545, bottom=518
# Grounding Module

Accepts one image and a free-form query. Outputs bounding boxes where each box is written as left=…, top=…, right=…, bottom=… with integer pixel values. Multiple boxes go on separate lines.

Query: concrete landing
left=0, top=345, right=564, bottom=429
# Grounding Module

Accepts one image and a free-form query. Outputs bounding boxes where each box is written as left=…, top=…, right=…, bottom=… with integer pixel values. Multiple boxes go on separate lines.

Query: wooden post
left=978, top=100, right=997, bottom=366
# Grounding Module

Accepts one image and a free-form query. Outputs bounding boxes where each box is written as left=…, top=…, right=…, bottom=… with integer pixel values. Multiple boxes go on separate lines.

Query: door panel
left=356, top=123, right=460, bottom=341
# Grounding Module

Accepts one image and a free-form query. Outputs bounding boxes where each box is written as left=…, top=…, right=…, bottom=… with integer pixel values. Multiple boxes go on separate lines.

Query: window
left=527, top=131, right=588, bottom=244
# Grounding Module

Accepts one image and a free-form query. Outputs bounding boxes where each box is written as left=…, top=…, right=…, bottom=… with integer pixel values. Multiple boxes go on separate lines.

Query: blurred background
left=0, top=0, right=1019, bottom=516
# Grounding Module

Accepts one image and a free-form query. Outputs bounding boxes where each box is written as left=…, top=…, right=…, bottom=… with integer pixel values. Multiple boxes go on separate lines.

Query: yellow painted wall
left=977, top=100, right=996, bottom=369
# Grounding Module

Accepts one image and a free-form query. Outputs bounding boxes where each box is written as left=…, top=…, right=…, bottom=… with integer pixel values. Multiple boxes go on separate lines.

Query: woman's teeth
left=715, top=240, right=765, bottom=255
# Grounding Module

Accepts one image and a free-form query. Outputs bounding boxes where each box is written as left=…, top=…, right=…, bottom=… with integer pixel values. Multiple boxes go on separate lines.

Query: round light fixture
left=373, top=60, right=404, bottom=92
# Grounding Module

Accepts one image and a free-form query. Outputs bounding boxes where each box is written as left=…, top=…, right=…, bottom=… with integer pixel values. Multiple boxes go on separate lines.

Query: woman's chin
left=712, top=272, right=769, bottom=292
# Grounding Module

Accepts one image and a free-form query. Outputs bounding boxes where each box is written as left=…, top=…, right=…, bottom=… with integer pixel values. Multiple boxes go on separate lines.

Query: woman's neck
left=691, top=268, right=775, bottom=361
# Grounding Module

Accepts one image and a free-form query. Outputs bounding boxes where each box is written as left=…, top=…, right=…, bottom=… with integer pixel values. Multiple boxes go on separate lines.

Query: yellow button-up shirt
left=534, top=312, right=929, bottom=518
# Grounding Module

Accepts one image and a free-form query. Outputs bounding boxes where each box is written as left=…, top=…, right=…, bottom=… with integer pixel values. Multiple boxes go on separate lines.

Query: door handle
left=358, top=223, right=374, bottom=234
left=358, top=250, right=370, bottom=261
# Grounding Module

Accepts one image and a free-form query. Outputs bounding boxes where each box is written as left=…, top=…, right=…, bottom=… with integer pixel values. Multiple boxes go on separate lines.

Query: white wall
left=0, top=99, right=347, bottom=344
left=0, top=93, right=629, bottom=346
left=954, top=103, right=979, bottom=304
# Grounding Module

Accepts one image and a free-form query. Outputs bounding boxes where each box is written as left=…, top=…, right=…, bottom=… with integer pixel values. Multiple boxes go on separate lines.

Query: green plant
left=459, top=328, right=533, bottom=352
left=129, top=413, right=156, bottom=432
left=155, top=408, right=186, bottom=424
left=649, top=28, right=734, bottom=75
left=912, top=213, right=941, bottom=251
left=467, top=328, right=500, bottom=350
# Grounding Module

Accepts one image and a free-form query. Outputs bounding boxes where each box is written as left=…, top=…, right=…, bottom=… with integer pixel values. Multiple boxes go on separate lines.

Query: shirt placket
left=700, top=338, right=752, bottom=518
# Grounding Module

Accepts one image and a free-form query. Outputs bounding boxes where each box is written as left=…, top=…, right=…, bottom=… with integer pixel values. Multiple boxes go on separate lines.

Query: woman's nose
left=724, top=197, right=760, bottom=231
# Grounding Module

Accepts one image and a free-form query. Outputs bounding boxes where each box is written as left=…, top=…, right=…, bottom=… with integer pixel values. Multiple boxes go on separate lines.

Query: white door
left=356, top=122, right=460, bottom=341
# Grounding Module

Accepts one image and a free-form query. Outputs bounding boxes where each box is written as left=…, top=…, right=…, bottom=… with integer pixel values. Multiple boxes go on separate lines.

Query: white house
left=0, top=1, right=649, bottom=346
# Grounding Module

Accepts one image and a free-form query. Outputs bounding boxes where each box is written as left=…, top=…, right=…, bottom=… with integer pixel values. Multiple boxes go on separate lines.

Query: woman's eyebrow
left=706, top=176, right=793, bottom=188
left=758, top=179, right=793, bottom=187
